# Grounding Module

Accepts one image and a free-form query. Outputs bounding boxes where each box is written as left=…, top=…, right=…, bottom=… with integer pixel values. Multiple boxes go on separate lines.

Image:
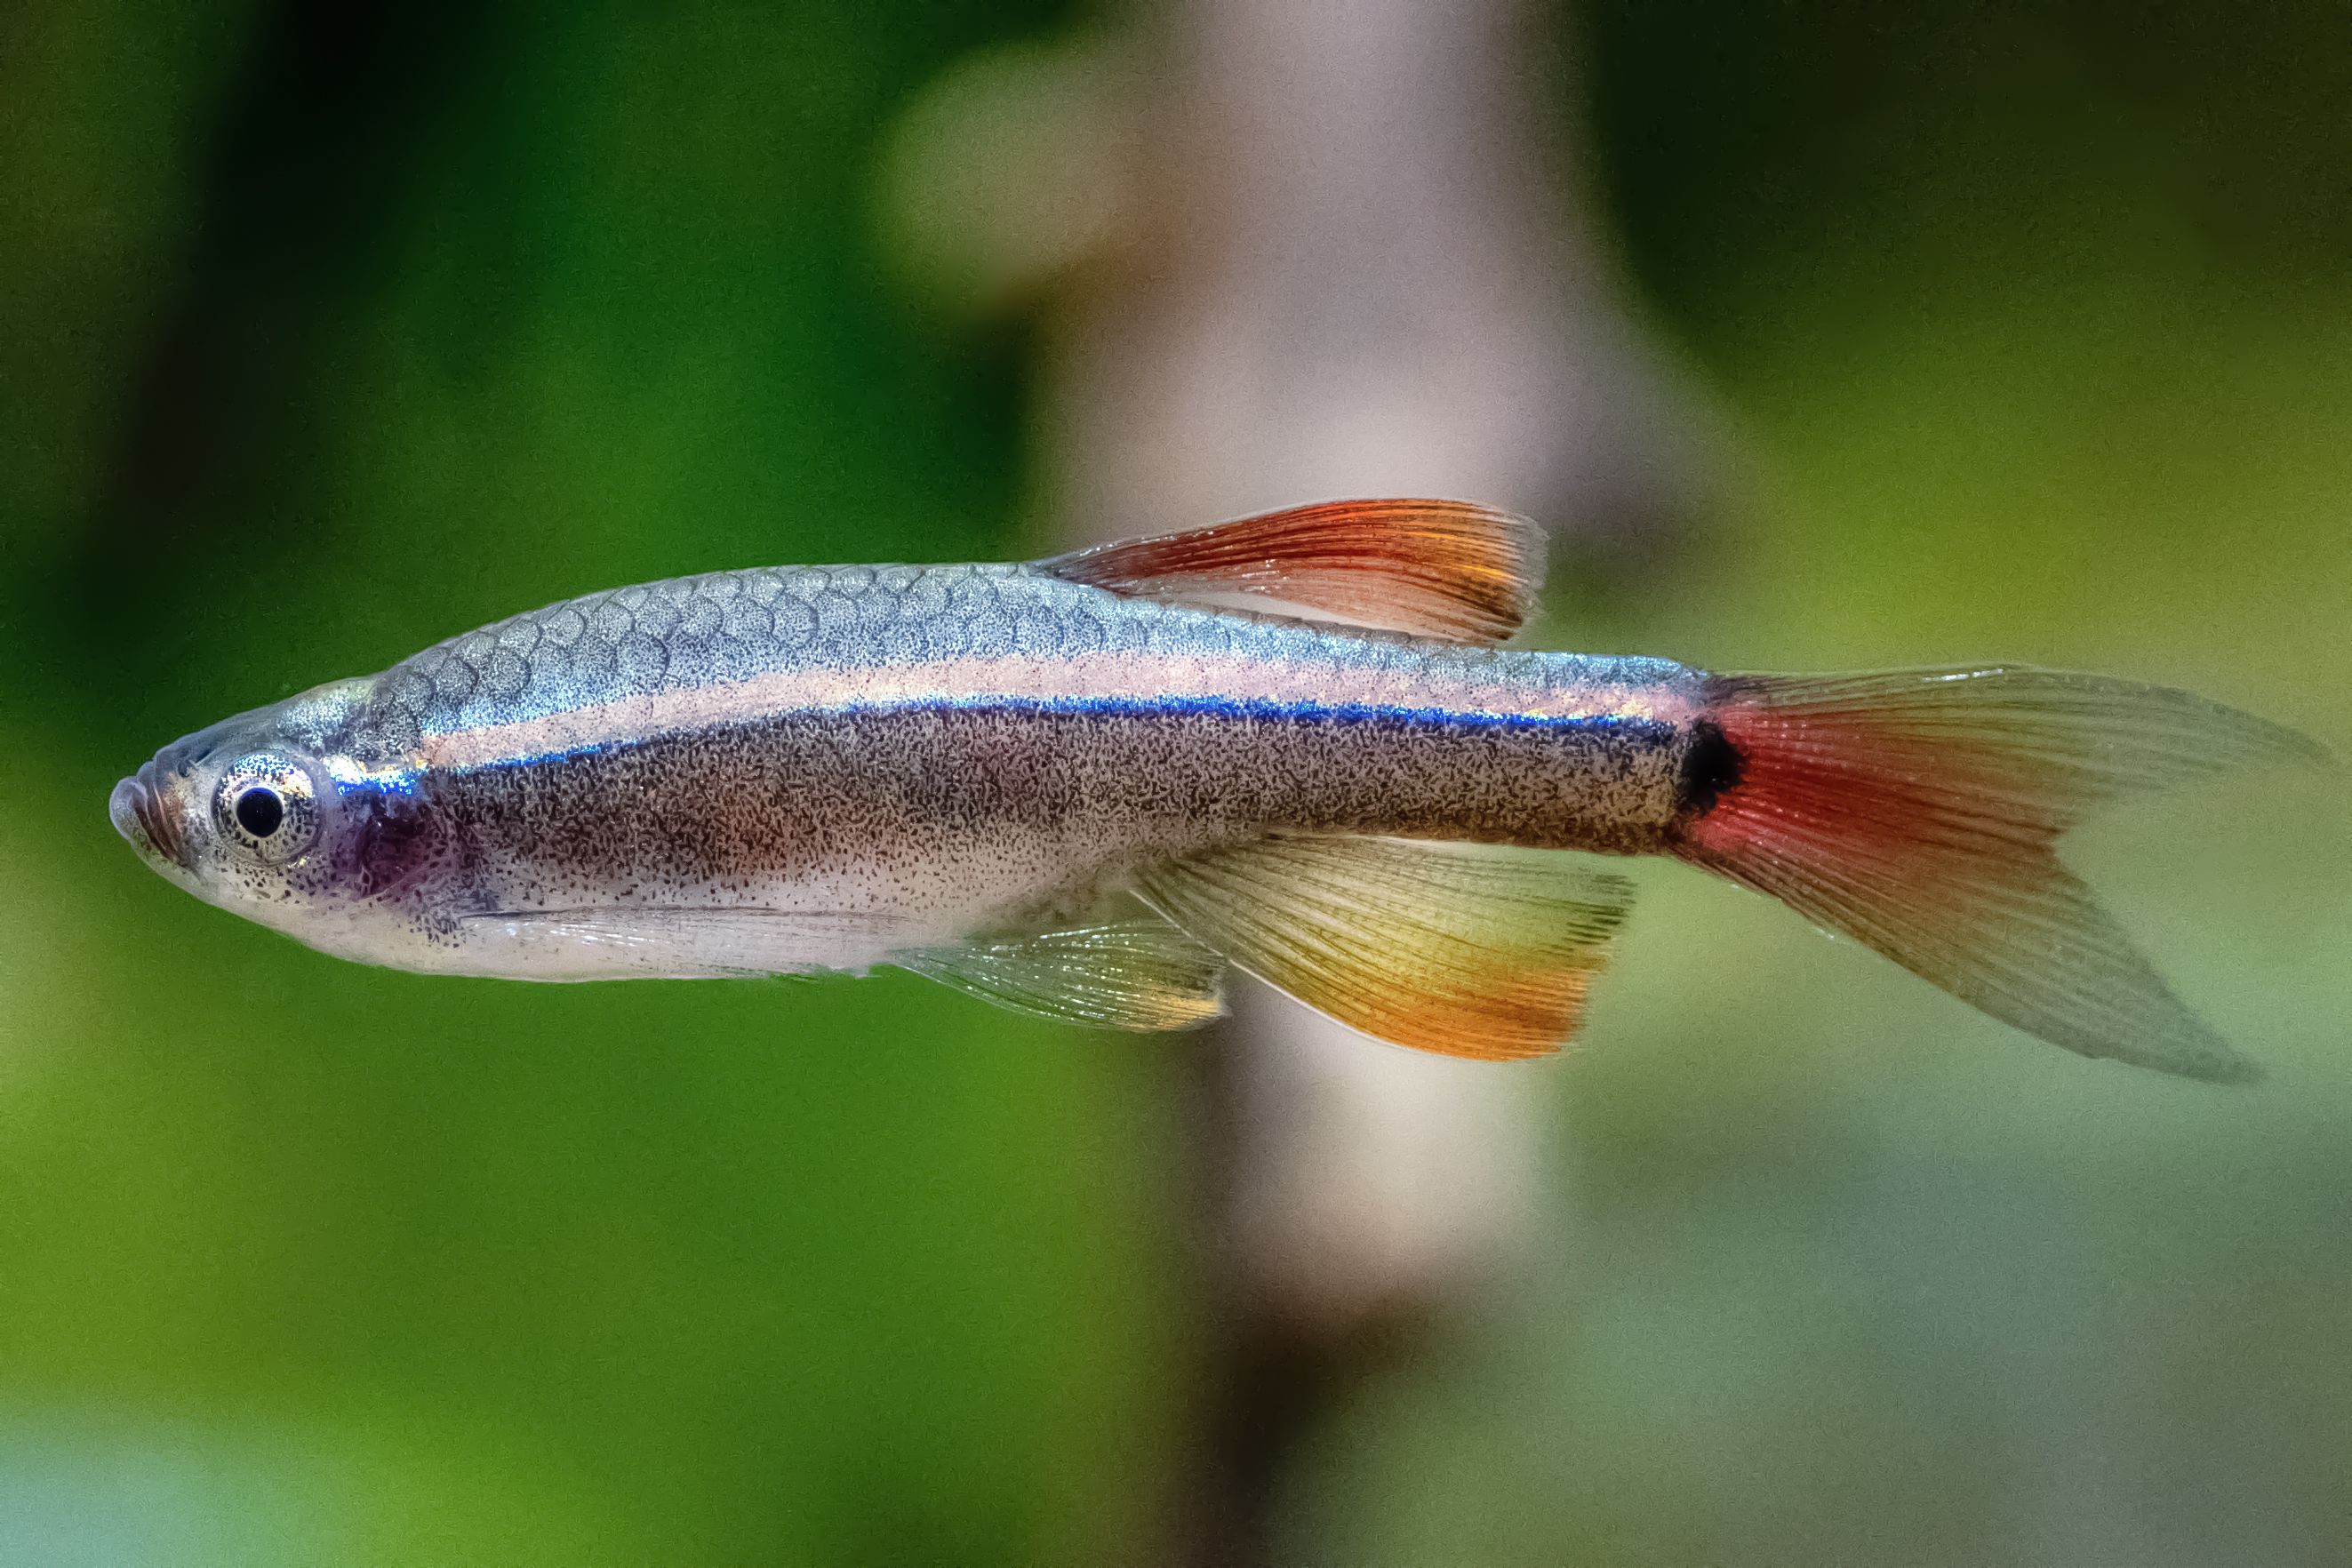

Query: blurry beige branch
left=882, top=0, right=1711, bottom=1544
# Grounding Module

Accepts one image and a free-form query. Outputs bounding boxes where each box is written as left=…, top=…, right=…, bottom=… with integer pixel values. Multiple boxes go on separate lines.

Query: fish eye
left=213, top=755, right=319, bottom=862
left=235, top=786, right=285, bottom=837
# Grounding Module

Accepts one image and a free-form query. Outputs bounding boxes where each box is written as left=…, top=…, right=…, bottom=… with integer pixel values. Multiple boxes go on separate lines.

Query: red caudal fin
left=1672, top=667, right=2325, bottom=1080
left=1043, top=500, right=1544, bottom=644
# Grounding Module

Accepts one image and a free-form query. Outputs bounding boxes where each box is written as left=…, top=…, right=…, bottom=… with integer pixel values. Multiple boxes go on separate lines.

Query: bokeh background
left=4, top=3, right=2349, bottom=1564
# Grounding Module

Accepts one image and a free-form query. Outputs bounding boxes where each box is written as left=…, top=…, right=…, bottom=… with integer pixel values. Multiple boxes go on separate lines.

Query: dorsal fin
left=1041, top=500, right=1545, bottom=644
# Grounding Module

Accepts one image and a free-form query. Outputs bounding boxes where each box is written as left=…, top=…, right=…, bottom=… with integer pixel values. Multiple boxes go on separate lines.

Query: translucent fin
left=1675, top=666, right=2326, bottom=1081
left=1135, top=833, right=1635, bottom=1060
left=1041, top=499, right=1544, bottom=644
left=895, top=919, right=1228, bottom=1030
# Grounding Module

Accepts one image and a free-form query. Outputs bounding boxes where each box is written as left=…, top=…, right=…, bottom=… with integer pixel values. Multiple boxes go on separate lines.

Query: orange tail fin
left=1672, top=667, right=2324, bottom=1080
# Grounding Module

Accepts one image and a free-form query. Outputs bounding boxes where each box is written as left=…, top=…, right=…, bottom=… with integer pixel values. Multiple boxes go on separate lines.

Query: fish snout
left=110, top=764, right=195, bottom=872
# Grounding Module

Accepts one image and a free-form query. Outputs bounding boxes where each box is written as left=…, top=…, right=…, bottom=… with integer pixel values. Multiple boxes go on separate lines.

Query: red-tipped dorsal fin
left=1672, top=667, right=2325, bottom=1081
left=1042, top=500, right=1545, bottom=644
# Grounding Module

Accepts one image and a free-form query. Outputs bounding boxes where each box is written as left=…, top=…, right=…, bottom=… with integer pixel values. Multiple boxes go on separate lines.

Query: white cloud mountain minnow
left=110, top=500, right=2321, bottom=1079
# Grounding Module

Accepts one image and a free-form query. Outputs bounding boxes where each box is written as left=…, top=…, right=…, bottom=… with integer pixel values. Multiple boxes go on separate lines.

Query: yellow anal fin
left=1138, top=834, right=1634, bottom=1061
left=897, top=918, right=1228, bottom=1031
left=1041, top=499, right=1544, bottom=645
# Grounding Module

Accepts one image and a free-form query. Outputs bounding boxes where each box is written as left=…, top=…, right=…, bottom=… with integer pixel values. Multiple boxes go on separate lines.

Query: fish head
left=110, top=678, right=444, bottom=958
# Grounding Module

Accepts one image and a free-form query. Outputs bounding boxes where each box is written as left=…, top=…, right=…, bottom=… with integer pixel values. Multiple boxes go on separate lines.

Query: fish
left=109, top=499, right=2322, bottom=1079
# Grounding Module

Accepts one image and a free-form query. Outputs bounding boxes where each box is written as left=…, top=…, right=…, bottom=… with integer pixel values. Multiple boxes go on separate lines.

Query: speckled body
left=118, top=561, right=1708, bottom=980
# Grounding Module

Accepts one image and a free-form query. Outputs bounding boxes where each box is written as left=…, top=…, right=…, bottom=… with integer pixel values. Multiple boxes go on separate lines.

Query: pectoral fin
left=1136, top=833, right=1635, bottom=1060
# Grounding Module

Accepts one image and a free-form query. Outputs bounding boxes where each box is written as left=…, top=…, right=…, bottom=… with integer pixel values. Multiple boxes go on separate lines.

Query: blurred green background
left=3, top=3, right=2348, bottom=1564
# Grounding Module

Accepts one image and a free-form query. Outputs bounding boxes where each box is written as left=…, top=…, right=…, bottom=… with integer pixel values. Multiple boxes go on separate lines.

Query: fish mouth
left=109, top=764, right=195, bottom=874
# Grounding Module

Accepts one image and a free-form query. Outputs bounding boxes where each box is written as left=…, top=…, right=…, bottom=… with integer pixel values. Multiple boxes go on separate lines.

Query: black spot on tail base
left=1677, top=718, right=1745, bottom=817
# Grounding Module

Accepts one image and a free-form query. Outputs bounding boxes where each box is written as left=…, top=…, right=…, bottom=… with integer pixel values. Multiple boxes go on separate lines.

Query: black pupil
left=235, top=786, right=284, bottom=837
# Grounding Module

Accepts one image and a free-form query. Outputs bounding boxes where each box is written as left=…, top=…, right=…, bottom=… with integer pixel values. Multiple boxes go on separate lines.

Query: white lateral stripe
left=417, top=651, right=1680, bottom=772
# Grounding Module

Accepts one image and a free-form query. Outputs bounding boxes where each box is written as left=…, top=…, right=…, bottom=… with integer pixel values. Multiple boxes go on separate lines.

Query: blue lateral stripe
left=445, top=692, right=1672, bottom=772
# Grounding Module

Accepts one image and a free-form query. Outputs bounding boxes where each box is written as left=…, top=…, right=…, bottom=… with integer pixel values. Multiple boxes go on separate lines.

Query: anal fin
left=896, top=918, right=1228, bottom=1031
left=1136, top=834, right=1635, bottom=1061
